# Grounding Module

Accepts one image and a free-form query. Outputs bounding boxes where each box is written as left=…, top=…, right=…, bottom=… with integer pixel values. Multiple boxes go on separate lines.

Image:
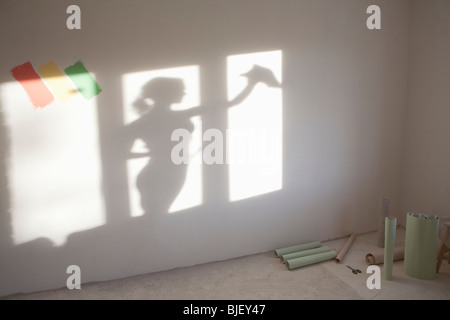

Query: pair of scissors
left=346, top=265, right=362, bottom=274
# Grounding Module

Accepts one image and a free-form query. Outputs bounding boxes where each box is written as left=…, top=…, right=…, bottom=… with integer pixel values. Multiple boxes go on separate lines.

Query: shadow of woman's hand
left=241, top=65, right=281, bottom=88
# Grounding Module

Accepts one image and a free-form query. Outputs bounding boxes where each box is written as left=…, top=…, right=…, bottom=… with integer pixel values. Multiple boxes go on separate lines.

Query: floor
left=3, top=228, right=450, bottom=300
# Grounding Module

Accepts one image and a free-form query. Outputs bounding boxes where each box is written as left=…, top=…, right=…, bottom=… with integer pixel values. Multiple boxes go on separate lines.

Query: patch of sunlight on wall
left=227, top=50, right=283, bottom=202
left=122, top=66, right=202, bottom=216
left=1, top=80, right=105, bottom=246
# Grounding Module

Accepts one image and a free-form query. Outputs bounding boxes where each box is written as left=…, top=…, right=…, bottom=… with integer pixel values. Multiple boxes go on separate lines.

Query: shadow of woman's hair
left=133, top=77, right=185, bottom=115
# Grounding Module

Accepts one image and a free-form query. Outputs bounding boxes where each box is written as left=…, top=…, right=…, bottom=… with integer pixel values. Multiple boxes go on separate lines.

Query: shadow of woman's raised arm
left=179, top=64, right=281, bottom=118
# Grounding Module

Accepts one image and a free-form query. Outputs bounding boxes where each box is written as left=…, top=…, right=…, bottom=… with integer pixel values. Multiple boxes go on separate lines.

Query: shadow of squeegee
left=241, top=64, right=281, bottom=88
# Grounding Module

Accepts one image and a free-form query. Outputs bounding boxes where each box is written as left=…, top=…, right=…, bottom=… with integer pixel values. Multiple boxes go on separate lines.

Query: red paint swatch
left=10, top=61, right=54, bottom=108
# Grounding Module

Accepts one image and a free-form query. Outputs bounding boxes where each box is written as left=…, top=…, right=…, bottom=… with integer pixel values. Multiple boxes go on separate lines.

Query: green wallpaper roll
left=275, top=241, right=321, bottom=257
left=281, top=246, right=331, bottom=263
left=286, top=250, right=337, bottom=270
left=383, top=217, right=397, bottom=280
left=404, top=213, right=439, bottom=280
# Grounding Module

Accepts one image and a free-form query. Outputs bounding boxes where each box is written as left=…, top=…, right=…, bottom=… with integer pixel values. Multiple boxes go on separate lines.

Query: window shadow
left=0, top=97, right=13, bottom=249
left=121, top=65, right=281, bottom=219
left=0, top=61, right=282, bottom=297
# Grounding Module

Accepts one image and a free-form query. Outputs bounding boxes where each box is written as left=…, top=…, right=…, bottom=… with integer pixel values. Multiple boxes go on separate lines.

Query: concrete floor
left=3, top=228, right=450, bottom=300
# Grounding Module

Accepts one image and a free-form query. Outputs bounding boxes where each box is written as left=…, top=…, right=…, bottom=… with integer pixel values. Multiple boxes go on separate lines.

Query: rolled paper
left=383, top=217, right=397, bottom=280
left=280, top=246, right=331, bottom=263
left=274, top=241, right=321, bottom=257
left=365, top=247, right=404, bottom=265
left=378, top=197, right=390, bottom=248
left=286, top=250, right=337, bottom=270
left=335, top=233, right=356, bottom=263
left=404, top=213, right=439, bottom=280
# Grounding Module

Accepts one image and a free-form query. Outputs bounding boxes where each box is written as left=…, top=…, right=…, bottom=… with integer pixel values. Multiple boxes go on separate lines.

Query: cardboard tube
left=365, top=247, right=404, bottom=265
left=280, top=246, right=331, bottom=263
left=383, top=217, right=397, bottom=280
left=404, top=213, right=439, bottom=280
left=274, top=241, right=321, bottom=257
left=335, top=233, right=356, bottom=263
left=286, top=251, right=337, bottom=270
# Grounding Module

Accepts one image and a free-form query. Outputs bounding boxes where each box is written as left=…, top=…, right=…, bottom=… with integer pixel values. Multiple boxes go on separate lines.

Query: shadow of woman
left=122, top=65, right=281, bottom=218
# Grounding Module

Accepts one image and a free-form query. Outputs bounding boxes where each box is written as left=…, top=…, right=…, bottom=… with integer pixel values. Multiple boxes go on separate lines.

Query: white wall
left=401, top=0, right=450, bottom=226
left=0, top=0, right=411, bottom=296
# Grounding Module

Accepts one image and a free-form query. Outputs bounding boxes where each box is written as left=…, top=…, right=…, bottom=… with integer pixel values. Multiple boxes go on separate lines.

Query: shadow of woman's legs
left=137, top=161, right=187, bottom=217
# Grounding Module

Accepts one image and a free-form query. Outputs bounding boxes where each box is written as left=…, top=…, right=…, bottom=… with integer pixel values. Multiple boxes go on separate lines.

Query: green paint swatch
left=64, top=60, right=102, bottom=99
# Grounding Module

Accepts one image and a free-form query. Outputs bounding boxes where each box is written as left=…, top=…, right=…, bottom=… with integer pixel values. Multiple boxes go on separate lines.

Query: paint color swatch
left=38, top=60, right=78, bottom=103
left=10, top=62, right=54, bottom=108
left=64, top=61, right=102, bottom=100
left=10, top=60, right=102, bottom=109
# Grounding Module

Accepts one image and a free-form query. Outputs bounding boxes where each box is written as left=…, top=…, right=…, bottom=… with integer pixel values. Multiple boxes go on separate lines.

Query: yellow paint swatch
left=38, top=61, right=78, bottom=103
